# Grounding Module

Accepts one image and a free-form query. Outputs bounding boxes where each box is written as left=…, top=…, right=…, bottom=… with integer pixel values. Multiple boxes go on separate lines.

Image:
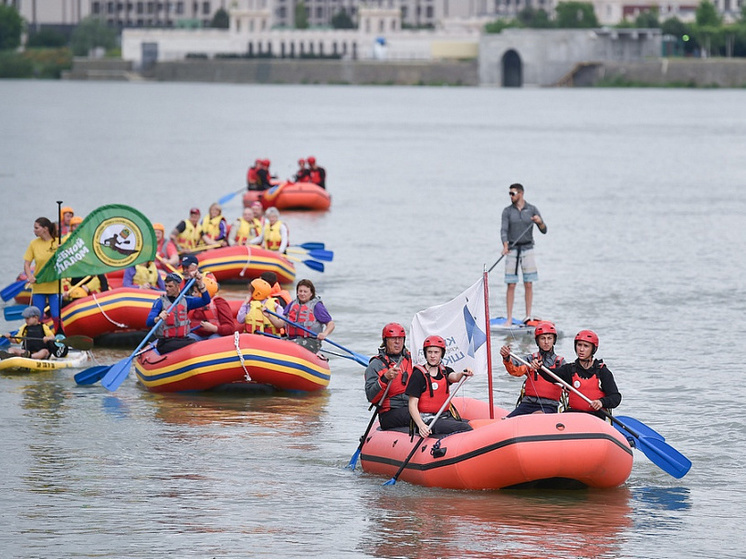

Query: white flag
left=410, top=278, right=489, bottom=374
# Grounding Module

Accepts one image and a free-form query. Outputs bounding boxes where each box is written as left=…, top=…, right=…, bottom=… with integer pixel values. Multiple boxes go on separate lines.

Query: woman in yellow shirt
left=23, top=217, right=60, bottom=332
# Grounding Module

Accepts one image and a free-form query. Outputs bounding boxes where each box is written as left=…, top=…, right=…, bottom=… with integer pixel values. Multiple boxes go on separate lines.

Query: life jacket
left=19, top=323, right=54, bottom=353
left=270, top=283, right=292, bottom=306
left=132, top=262, right=160, bottom=287
left=309, top=168, right=323, bottom=185
left=371, top=350, right=413, bottom=413
left=233, top=218, right=254, bottom=245
left=523, top=351, right=564, bottom=400
left=413, top=364, right=450, bottom=414
left=155, top=295, right=190, bottom=338
left=176, top=220, right=202, bottom=251
left=157, top=238, right=175, bottom=261
left=262, top=220, right=287, bottom=252
left=568, top=367, right=606, bottom=412
left=63, top=276, right=103, bottom=299
left=285, top=297, right=321, bottom=338
left=295, top=169, right=310, bottom=182
left=243, top=297, right=282, bottom=335
left=247, top=166, right=258, bottom=185
left=201, top=214, right=226, bottom=243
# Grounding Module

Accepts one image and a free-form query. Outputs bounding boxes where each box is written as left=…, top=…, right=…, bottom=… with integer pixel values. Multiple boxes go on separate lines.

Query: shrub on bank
left=0, top=48, right=73, bottom=79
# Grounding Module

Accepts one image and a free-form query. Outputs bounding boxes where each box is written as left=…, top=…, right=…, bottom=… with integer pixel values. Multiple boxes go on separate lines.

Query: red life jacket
left=247, top=166, right=258, bottom=184
left=523, top=351, right=564, bottom=400
left=373, top=353, right=412, bottom=413
left=568, top=370, right=606, bottom=412
left=309, top=169, right=323, bottom=185
left=286, top=298, right=321, bottom=338
left=156, top=296, right=190, bottom=338
left=413, top=364, right=450, bottom=414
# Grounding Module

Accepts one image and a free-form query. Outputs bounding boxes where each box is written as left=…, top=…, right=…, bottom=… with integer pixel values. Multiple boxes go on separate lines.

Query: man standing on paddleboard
left=500, top=183, right=547, bottom=326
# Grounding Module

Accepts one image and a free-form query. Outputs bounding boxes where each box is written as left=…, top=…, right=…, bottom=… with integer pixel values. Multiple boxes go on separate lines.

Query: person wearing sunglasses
left=500, top=183, right=547, bottom=326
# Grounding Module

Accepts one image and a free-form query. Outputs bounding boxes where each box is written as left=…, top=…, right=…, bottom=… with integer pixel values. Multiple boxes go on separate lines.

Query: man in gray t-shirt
left=500, top=183, right=547, bottom=326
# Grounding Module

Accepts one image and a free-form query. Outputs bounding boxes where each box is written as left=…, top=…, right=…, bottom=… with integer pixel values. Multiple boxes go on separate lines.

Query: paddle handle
left=386, top=376, right=468, bottom=485
left=488, top=223, right=535, bottom=273
left=264, top=308, right=365, bottom=364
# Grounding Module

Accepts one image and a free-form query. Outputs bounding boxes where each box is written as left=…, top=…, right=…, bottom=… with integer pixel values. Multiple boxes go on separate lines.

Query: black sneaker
left=0, top=350, right=13, bottom=360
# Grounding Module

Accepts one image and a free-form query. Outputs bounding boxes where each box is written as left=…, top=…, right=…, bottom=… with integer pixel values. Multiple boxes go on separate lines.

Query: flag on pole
left=35, top=204, right=157, bottom=283
left=410, top=278, right=489, bottom=374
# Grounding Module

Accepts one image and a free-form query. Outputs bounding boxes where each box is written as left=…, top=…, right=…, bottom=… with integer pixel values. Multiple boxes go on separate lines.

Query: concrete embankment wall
left=593, top=59, right=746, bottom=87
left=148, top=58, right=479, bottom=86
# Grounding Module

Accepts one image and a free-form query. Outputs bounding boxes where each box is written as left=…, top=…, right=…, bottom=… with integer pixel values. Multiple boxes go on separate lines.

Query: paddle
left=613, top=415, right=666, bottom=441
left=487, top=223, right=535, bottom=273
left=509, top=352, right=691, bottom=479
left=1, top=279, right=28, bottom=302
left=79, top=278, right=197, bottom=391
left=286, top=247, right=334, bottom=262
left=218, top=187, right=248, bottom=206
left=383, top=376, right=469, bottom=486
left=346, top=359, right=400, bottom=471
left=294, top=242, right=325, bottom=251
left=4, top=304, right=28, bottom=321
left=285, top=255, right=325, bottom=273
left=74, top=345, right=155, bottom=385
left=8, top=334, right=93, bottom=351
left=264, top=309, right=369, bottom=366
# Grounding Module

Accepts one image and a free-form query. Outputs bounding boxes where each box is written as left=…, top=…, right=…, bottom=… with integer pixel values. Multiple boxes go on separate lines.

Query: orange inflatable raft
left=134, top=333, right=331, bottom=393
left=243, top=181, right=331, bottom=212
left=360, top=397, right=633, bottom=490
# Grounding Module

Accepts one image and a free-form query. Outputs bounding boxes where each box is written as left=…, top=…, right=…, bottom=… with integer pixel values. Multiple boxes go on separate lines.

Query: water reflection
left=360, top=487, right=633, bottom=559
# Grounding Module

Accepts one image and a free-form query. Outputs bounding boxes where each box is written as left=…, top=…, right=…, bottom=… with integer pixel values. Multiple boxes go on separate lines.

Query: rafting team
left=246, top=156, right=326, bottom=191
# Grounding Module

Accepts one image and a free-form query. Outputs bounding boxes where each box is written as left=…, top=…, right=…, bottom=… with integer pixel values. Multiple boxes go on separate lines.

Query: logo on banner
left=92, top=217, right=143, bottom=267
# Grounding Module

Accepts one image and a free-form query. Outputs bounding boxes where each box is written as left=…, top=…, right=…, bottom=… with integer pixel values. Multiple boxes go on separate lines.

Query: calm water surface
left=1, top=82, right=745, bottom=558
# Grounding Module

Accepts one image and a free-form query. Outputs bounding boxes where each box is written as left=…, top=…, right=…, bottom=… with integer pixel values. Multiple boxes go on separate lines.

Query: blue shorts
left=504, top=248, right=538, bottom=284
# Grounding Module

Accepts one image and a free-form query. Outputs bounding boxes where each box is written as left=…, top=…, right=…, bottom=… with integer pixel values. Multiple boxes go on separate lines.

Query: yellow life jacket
left=201, top=214, right=226, bottom=242
left=63, top=276, right=103, bottom=299
left=244, top=298, right=281, bottom=334
left=233, top=218, right=259, bottom=245
left=132, top=262, right=160, bottom=287
left=263, top=220, right=286, bottom=252
left=177, top=220, right=202, bottom=251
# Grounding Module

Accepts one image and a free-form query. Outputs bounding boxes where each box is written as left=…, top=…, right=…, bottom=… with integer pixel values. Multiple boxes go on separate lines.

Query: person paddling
left=365, top=323, right=414, bottom=431
left=0, top=306, right=57, bottom=360
left=551, top=330, right=622, bottom=420
left=499, top=321, right=565, bottom=417
left=407, top=335, right=473, bottom=437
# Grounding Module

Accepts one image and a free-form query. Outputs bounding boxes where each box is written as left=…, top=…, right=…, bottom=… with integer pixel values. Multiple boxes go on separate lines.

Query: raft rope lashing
left=234, top=331, right=251, bottom=381
left=91, top=292, right=128, bottom=329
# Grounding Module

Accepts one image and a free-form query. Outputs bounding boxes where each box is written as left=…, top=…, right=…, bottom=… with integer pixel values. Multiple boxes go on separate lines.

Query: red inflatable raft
left=191, top=245, right=296, bottom=284
left=243, top=181, right=331, bottom=212
left=360, top=397, right=633, bottom=490
left=134, top=333, right=331, bottom=393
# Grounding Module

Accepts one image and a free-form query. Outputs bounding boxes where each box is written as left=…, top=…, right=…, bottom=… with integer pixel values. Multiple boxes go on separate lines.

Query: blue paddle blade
left=0, top=336, right=10, bottom=348
left=1, top=280, right=27, bottom=302
left=101, top=356, right=135, bottom=391
left=383, top=477, right=397, bottom=486
left=635, top=435, right=692, bottom=479
left=218, top=188, right=245, bottom=205
left=3, top=304, right=27, bottom=321
left=614, top=415, right=666, bottom=441
left=306, top=249, right=333, bottom=262
left=346, top=449, right=361, bottom=471
left=74, top=365, right=111, bottom=386
left=297, top=242, right=325, bottom=251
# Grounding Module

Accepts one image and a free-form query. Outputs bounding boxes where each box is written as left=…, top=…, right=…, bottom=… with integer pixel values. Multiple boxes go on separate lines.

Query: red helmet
left=307, top=156, right=316, bottom=165
left=534, top=321, right=557, bottom=342
left=381, top=322, right=406, bottom=340
left=298, top=158, right=305, bottom=165
left=263, top=159, right=271, bottom=167
left=423, top=335, right=446, bottom=356
left=574, top=330, right=599, bottom=353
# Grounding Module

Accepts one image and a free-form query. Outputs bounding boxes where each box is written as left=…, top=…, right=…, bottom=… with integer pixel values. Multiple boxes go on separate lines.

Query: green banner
left=35, top=204, right=157, bottom=283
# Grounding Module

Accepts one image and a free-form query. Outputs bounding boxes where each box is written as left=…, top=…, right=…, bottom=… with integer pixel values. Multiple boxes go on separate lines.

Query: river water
left=1, top=81, right=745, bottom=558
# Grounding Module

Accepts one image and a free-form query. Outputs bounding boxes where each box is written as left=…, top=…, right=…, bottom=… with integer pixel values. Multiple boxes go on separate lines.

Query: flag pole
left=483, top=269, right=494, bottom=419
